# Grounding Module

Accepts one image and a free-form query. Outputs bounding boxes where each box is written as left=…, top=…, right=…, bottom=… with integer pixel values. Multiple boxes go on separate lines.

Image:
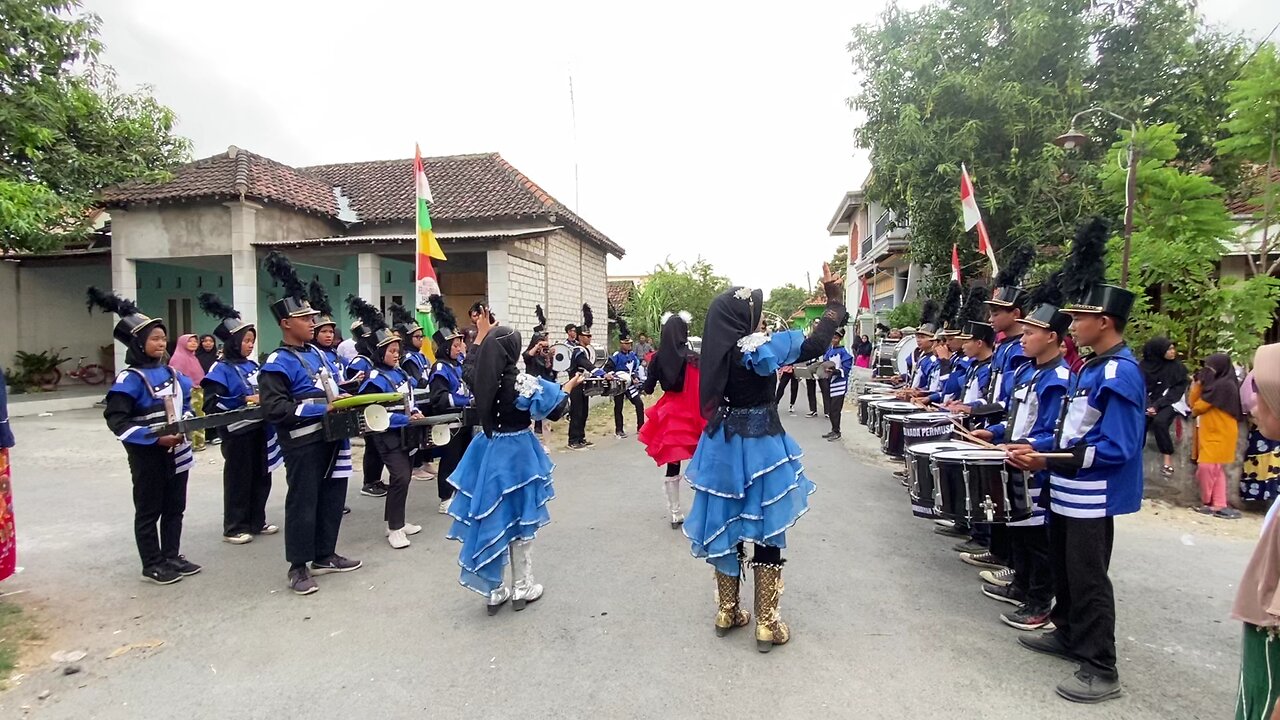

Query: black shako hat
left=264, top=251, right=319, bottom=322
left=1018, top=303, right=1073, bottom=337
left=1064, top=284, right=1136, bottom=322
left=985, top=285, right=1029, bottom=310
left=958, top=320, right=996, bottom=345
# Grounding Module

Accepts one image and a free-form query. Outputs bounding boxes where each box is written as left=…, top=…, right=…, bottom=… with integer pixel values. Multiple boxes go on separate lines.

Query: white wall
left=6, top=262, right=114, bottom=376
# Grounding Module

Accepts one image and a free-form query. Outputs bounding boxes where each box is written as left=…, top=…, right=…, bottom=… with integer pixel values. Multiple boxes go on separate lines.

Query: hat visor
left=984, top=299, right=1015, bottom=308
left=1016, top=318, right=1051, bottom=329
left=290, top=308, right=322, bottom=318
left=1062, top=304, right=1104, bottom=315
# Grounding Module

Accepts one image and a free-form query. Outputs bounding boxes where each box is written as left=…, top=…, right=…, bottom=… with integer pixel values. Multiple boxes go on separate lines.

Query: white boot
left=387, top=526, right=411, bottom=549
left=438, top=497, right=453, bottom=515
left=385, top=522, right=422, bottom=537
left=664, top=478, right=685, bottom=529
left=510, top=540, right=543, bottom=611
left=487, top=585, right=511, bottom=615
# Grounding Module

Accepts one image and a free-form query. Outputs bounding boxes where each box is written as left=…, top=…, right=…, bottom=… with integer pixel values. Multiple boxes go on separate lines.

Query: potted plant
left=11, top=349, right=70, bottom=392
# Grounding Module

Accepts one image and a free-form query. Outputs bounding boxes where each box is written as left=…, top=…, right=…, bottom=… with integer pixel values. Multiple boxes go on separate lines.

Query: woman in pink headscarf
left=169, top=335, right=208, bottom=451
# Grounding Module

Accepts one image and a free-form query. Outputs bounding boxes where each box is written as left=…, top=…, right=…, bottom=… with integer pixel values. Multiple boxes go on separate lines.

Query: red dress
left=638, top=364, right=706, bottom=466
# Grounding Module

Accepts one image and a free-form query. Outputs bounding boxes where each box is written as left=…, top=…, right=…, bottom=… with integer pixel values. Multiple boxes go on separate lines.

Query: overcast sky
left=84, top=0, right=1279, bottom=293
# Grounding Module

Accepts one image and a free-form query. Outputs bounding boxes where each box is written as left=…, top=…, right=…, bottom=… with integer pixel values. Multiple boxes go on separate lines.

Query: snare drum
left=931, top=449, right=1033, bottom=524
left=870, top=400, right=918, bottom=437
left=857, top=394, right=893, bottom=426
left=905, top=441, right=980, bottom=518
left=900, top=412, right=955, bottom=450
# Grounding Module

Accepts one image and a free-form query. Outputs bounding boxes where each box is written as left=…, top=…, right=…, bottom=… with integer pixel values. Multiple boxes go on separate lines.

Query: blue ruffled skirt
left=683, top=426, right=815, bottom=576
left=445, top=429, right=555, bottom=595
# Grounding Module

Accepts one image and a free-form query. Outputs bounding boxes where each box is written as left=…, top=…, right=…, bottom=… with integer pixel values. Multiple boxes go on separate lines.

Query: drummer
left=918, top=329, right=964, bottom=408
left=973, top=301, right=1073, bottom=632
left=939, top=321, right=996, bottom=547
left=896, top=321, right=938, bottom=399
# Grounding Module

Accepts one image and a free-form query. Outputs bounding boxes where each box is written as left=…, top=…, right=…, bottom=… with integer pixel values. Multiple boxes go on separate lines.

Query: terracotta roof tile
left=1227, top=166, right=1280, bottom=216
left=607, top=280, right=636, bottom=315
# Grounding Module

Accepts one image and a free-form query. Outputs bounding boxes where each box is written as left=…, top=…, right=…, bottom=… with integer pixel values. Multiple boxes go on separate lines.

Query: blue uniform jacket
left=104, top=365, right=196, bottom=474
left=927, top=357, right=966, bottom=405
left=359, top=365, right=414, bottom=429
left=823, top=346, right=854, bottom=397
left=988, top=357, right=1072, bottom=526
left=428, top=360, right=472, bottom=412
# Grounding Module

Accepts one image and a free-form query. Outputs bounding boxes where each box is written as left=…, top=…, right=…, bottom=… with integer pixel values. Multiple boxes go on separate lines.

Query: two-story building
left=826, top=182, right=921, bottom=337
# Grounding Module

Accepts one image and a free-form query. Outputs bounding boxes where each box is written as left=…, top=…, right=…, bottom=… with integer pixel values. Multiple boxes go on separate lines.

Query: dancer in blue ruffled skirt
left=445, top=322, right=584, bottom=614
left=686, top=263, right=846, bottom=652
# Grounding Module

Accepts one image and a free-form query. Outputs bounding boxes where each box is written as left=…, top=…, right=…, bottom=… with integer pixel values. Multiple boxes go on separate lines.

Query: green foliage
left=764, top=283, right=809, bottom=322
left=625, top=259, right=730, bottom=339
left=848, top=0, right=1247, bottom=294
left=829, top=245, right=849, bottom=280
left=885, top=300, right=921, bottom=330
left=1216, top=43, right=1280, bottom=278
left=0, top=0, right=191, bottom=252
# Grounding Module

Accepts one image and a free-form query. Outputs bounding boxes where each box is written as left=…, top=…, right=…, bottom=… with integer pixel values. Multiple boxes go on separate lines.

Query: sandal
left=1161, top=465, right=1175, bottom=477
left=1194, top=505, right=1216, bottom=515
left=1214, top=508, right=1243, bottom=520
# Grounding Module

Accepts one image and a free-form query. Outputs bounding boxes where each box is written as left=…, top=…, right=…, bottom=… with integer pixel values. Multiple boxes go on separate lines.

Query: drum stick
left=1027, top=453, right=1074, bottom=459
left=947, top=418, right=997, bottom=448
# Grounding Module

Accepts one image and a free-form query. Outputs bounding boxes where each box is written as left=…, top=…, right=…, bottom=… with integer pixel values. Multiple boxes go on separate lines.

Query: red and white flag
left=959, top=164, right=999, bottom=275
left=951, top=244, right=962, bottom=284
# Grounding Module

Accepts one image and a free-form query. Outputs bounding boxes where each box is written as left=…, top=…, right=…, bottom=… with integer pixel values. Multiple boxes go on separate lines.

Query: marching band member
left=976, top=292, right=1073, bottom=632
left=390, top=303, right=438, bottom=481
left=258, top=252, right=360, bottom=596
left=922, top=330, right=965, bottom=406
left=90, top=288, right=200, bottom=586
left=821, top=327, right=854, bottom=441
left=1007, top=218, right=1145, bottom=704
left=522, top=306, right=557, bottom=437
left=197, top=292, right=282, bottom=545
left=345, top=320, right=389, bottom=500
left=604, top=318, right=646, bottom=439
left=567, top=304, right=597, bottom=450
left=349, top=295, right=423, bottom=549
left=425, top=296, right=473, bottom=514
left=308, top=281, right=345, bottom=379
left=638, top=311, right=706, bottom=529
left=684, top=263, right=844, bottom=653
left=446, top=316, right=584, bottom=613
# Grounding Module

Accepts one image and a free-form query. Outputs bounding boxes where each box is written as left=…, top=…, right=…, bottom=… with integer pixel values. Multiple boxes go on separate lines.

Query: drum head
left=884, top=413, right=912, bottom=424
left=906, top=441, right=981, bottom=458
left=932, top=449, right=1007, bottom=463
left=551, top=342, right=571, bottom=373
left=859, top=394, right=894, bottom=402
left=904, top=412, right=954, bottom=422
left=894, top=337, right=915, bottom=375
left=872, top=401, right=918, bottom=413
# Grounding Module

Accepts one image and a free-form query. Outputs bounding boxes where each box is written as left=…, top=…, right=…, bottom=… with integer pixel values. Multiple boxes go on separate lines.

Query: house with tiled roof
left=827, top=182, right=919, bottom=338
left=0, top=145, right=624, bottom=368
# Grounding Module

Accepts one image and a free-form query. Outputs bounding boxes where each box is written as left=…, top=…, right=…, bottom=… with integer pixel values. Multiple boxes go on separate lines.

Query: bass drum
left=894, top=337, right=916, bottom=376
left=551, top=342, right=572, bottom=373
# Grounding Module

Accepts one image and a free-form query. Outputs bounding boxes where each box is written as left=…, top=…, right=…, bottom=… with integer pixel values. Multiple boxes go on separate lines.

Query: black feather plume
left=308, top=280, right=333, bottom=317
left=86, top=287, right=140, bottom=317
left=388, top=302, right=415, bottom=328
left=939, top=280, right=963, bottom=327
left=264, top=251, right=307, bottom=301
left=995, top=244, right=1035, bottom=287
left=198, top=292, right=240, bottom=321
left=346, top=294, right=387, bottom=332
left=875, top=322, right=891, bottom=334
left=617, top=317, right=631, bottom=340
left=920, top=298, right=941, bottom=327
left=958, top=285, right=990, bottom=326
left=428, top=294, right=458, bottom=333
left=1025, top=273, right=1066, bottom=309
left=534, top=305, right=547, bottom=332
left=582, top=303, right=594, bottom=329
left=1059, top=217, right=1110, bottom=303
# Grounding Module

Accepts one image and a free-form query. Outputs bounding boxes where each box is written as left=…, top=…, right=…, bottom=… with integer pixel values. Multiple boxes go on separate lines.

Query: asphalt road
left=0, top=405, right=1249, bottom=719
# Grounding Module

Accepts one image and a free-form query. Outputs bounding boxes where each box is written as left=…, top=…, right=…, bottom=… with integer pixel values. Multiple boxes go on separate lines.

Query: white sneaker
left=387, top=528, right=411, bottom=549
left=402, top=522, right=422, bottom=536
left=259, top=524, right=280, bottom=535
left=438, top=498, right=452, bottom=515
left=412, top=466, right=436, bottom=480
left=223, top=533, right=253, bottom=545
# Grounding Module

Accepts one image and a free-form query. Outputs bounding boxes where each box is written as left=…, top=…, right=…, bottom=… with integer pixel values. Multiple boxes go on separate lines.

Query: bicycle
left=55, top=350, right=108, bottom=386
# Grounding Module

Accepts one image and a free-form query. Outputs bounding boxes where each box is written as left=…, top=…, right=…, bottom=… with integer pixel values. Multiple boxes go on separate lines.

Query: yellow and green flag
left=414, top=143, right=446, bottom=361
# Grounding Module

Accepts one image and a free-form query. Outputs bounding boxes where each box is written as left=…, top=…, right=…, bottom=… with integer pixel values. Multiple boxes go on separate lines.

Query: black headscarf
left=651, top=314, right=697, bottom=393
left=196, top=334, right=219, bottom=372
left=222, top=326, right=255, bottom=361
left=472, top=325, right=523, bottom=437
left=1139, top=337, right=1188, bottom=397
left=699, top=287, right=763, bottom=420
left=1198, top=352, right=1243, bottom=419
left=126, top=324, right=167, bottom=369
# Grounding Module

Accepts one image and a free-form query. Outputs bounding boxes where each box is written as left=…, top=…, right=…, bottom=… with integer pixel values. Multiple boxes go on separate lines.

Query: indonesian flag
left=859, top=278, right=872, bottom=310
left=960, top=164, right=999, bottom=275
left=951, top=244, right=962, bottom=284
left=414, top=144, right=443, bottom=362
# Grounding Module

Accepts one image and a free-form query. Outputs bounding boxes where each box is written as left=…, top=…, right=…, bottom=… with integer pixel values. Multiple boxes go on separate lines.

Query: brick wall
left=505, top=254, right=546, bottom=338
left=543, top=230, right=608, bottom=339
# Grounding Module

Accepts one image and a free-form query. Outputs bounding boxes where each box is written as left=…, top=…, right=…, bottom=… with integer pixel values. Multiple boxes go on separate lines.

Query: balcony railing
left=874, top=210, right=909, bottom=241
left=860, top=234, right=873, bottom=260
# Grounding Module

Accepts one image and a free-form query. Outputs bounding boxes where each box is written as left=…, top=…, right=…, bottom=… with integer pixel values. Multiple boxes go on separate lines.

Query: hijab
left=1139, top=337, right=1187, bottom=391
left=472, top=325, right=522, bottom=437
left=1197, top=352, right=1243, bottom=419
left=169, top=334, right=206, bottom=383
left=699, top=287, right=763, bottom=420
left=651, top=314, right=697, bottom=393
left=195, top=334, right=219, bottom=372
left=222, top=326, right=254, bottom=361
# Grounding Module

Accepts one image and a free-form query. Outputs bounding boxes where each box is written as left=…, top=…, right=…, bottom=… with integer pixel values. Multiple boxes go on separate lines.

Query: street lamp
left=1054, top=106, right=1140, bottom=285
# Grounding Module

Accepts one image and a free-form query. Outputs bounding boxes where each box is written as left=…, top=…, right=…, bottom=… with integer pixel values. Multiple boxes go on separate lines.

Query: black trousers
left=665, top=462, right=681, bottom=478
left=734, top=541, right=782, bottom=564
left=828, top=393, right=846, bottom=433
left=282, top=441, right=347, bottom=567
left=362, top=437, right=384, bottom=487
left=614, top=393, right=645, bottom=433
left=1008, top=523, right=1053, bottom=609
left=125, top=445, right=188, bottom=570
left=1048, top=512, right=1118, bottom=679
left=438, top=426, right=474, bottom=500
left=372, top=434, right=411, bottom=530
left=1146, top=406, right=1176, bottom=455
left=569, top=388, right=589, bottom=443
left=221, top=427, right=272, bottom=536
left=775, top=376, right=817, bottom=412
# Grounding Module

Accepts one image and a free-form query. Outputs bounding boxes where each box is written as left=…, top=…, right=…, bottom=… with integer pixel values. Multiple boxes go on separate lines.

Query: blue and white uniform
left=987, top=357, right=1072, bottom=526
left=823, top=345, right=854, bottom=398
left=259, top=344, right=352, bottom=479
left=912, top=352, right=937, bottom=391
left=402, top=349, right=430, bottom=389
left=203, top=358, right=283, bottom=472
left=961, top=356, right=995, bottom=406
left=605, top=350, right=645, bottom=398
left=359, top=365, right=415, bottom=431
left=927, top=357, right=966, bottom=405
left=428, top=360, right=472, bottom=410
left=107, top=366, right=196, bottom=474
left=990, top=334, right=1031, bottom=408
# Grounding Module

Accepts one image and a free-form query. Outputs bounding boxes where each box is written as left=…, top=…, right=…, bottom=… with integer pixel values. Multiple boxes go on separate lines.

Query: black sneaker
left=1018, top=631, right=1079, bottom=663
left=141, top=564, right=183, bottom=585
left=583, top=440, right=595, bottom=447
left=827, top=432, right=842, bottom=442
left=1001, top=604, right=1054, bottom=631
left=981, top=582, right=1026, bottom=606
left=1056, top=669, right=1122, bottom=704
left=822, top=431, right=835, bottom=439
left=311, top=555, right=362, bottom=575
left=167, top=556, right=202, bottom=576
left=893, top=469, right=908, bottom=479
left=806, top=411, right=819, bottom=418
left=959, top=551, right=1009, bottom=571
left=342, top=506, right=352, bottom=515
left=953, top=539, right=988, bottom=554
left=288, top=566, right=318, bottom=595
left=934, top=524, right=969, bottom=538
left=787, top=406, right=795, bottom=415
left=360, top=483, right=388, bottom=498
left=615, top=431, right=628, bottom=439
left=568, top=442, right=589, bottom=450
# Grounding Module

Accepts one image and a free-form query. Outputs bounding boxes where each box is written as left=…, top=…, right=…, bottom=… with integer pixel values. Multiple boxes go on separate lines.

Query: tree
left=885, top=300, right=921, bottom=330
left=1105, top=124, right=1280, bottom=362
left=764, top=283, right=809, bottom=323
left=0, top=0, right=191, bottom=252
left=829, top=244, right=849, bottom=280
left=848, top=0, right=1246, bottom=296
left=624, top=259, right=730, bottom=339
left=1216, top=43, right=1280, bottom=279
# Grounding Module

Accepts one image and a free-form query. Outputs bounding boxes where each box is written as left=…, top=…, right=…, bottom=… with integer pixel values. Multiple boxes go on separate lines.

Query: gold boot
left=753, top=562, right=790, bottom=652
left=713, top=570, right=750, bottom=637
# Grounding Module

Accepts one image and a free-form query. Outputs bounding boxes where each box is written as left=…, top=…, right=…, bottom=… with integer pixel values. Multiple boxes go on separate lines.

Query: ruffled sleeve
left=739, top=330, right=805, bottom=376
left=514, top=375, right=568, bottom=420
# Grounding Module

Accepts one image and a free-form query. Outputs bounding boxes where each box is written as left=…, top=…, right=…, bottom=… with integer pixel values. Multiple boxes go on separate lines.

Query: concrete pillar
left=357, top=253, right=381, bottom=308
left=110, top=229, right=139, bottom=375
left=226, top=201, right=261, bottom=346
left=486, top=249, right=510, bottom=321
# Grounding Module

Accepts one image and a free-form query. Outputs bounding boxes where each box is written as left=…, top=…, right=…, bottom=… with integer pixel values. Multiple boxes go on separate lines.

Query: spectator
left=855, top=334, right=873, bottom=368
left=1239, top=368, right=1280, bottom=508
left=0, top=366, right=16, bottom=583
left=195, top=335, right=221, bottom=444
left=1192, top=352, right=1243, bottom=519
left=169, top=334, right=208, bottom=451
left=634, top=333, right=654, bottom=364
left=1140, top=337, right=1189, bottom=477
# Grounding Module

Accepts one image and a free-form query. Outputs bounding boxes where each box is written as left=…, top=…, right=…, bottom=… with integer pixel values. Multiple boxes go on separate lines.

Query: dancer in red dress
left=638, top=311, right=706, bottom=528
